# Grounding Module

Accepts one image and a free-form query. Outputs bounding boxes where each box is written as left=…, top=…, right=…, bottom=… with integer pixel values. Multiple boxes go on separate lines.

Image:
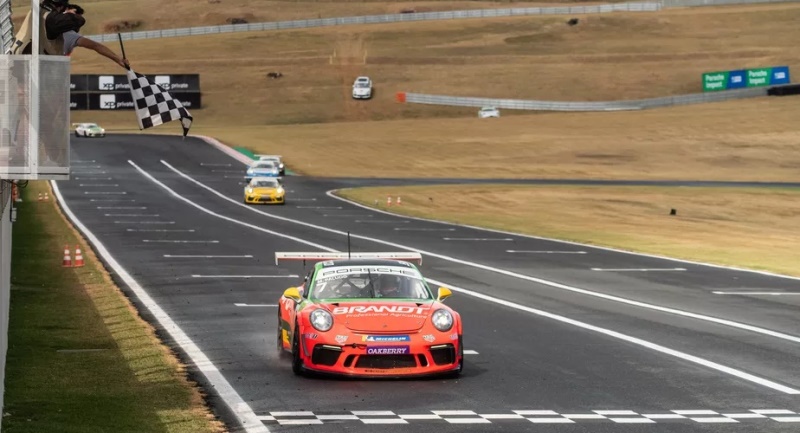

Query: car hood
left=325, top=301, right=434, bottom=332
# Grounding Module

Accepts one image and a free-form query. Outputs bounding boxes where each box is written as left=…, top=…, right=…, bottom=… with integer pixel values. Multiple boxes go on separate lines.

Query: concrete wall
left=0, top=183, right=12, bottom=432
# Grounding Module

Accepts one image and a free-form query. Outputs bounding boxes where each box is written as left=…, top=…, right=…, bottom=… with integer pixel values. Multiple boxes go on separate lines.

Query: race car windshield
left=355, top=82, right=369, bottom=88
left=311, top=270, right=431, bottom=300
left=254, top=162, right=275, bottom=169
left=253, top=180, right=279, bottom=188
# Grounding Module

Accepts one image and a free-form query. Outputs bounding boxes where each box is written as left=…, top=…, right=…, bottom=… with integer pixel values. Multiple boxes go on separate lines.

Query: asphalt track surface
left=55, top=134, right=800, bottom=433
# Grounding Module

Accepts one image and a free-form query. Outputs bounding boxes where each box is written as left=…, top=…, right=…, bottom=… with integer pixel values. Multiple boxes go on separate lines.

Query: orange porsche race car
left=275, top=252, right=463, bottom=378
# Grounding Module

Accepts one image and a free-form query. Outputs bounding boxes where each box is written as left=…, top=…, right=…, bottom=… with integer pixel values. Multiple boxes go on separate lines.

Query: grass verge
left=336, top=184, right=800, bottom=277
left=4, top=181, right=224, bottom=433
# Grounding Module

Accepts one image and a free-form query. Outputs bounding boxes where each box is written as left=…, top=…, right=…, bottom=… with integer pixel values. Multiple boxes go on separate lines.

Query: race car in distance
left=276, top=252, right=463, bottom=377
left=352, top=76, right=373, bottom=99
left=73, top=122, right=106, bottom=137
left=478, top=106, right=500, bottom=118
left=245, top=160, right=280, bottom=182
left=257, top=154, right=285, bottom=176
left=244, top=176, right=285, bottom=205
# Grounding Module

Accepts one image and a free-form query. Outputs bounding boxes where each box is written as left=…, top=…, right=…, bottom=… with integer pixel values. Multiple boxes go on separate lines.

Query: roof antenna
left=347, top=231, right=351, bottom=258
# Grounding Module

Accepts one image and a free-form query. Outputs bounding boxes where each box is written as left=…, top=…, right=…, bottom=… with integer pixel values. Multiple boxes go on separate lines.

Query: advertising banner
left=70, top=93, right=88, bottom=110
left=83, top=74, right=200, bottom=92
left=703, top=66, right=791, bottom=91
left=70, top=74, right=89, bottom=92
left=746, top=68, right=770, bottom=87
left=770, top=66, right=790, bottom=85
left=88, top=92, right=202, bottom=110
left=702, top=71, right=728, bottom=92
left=727, top=70, right=746, bottom=90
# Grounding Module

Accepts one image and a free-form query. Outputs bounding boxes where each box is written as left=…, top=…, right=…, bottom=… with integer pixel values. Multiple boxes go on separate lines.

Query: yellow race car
left=244, top=177, right=285, bottom=205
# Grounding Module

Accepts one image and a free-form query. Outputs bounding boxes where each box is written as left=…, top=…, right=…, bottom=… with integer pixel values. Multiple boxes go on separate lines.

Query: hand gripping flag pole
left=118, top=33, right=194, bottom=137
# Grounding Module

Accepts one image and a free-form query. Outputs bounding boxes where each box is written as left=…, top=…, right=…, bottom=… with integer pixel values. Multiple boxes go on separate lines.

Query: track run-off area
left=54, top=135, right=800, bottom=433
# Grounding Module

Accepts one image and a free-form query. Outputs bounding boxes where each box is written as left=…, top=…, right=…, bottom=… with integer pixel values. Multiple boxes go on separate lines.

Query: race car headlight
left=246, top=169, right=253, bottom=175
left=246, top=188, right=254, bottom=194
left=431, top=309, right=453, bottom=332
left=310, top=309, right=333, bottom=332
left=276, top=187, right=284, bottom=194
left=279, top=163, right=284, bottom=169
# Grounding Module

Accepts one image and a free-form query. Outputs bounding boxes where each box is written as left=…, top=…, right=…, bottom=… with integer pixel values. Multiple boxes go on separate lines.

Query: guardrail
left=399, top=87, right=770, bottom=112
left=86, top=2, right=662, bottom=42
left=663, top=0, right=800, bottom=6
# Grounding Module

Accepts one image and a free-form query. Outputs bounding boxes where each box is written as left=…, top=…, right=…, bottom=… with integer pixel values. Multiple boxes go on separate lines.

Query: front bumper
left=245, top=194, right=284, bottom=204
left=298, top=333, right=462, bottom=377
left=352, top=93, right=372, bottom=99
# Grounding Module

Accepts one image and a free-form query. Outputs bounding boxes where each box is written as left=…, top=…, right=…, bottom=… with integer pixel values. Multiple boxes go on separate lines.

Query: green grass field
left=4, top=182, right=222, bottom=433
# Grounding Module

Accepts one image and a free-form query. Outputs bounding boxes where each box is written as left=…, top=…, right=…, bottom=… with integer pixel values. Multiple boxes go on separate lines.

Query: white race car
left=352, top=76, right=373, bottom=99
left=478, top=107, right=500, bottom=118
left=256, top=154, right=285, bottom=176
left=74, top=123, right=106, bottom=137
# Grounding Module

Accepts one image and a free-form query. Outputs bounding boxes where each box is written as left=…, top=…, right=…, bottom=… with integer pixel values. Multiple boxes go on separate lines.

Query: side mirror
left=437, top=287, right=452, bottom=302
left=283, top=287, right=302, bottom=302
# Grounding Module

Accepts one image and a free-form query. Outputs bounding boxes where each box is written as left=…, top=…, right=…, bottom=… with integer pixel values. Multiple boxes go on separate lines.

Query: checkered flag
left=126, top=68, right=193, bottom=137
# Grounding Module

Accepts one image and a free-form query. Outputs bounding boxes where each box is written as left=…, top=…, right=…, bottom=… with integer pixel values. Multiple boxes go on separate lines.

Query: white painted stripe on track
left=644, top=414, right=686, bottom=419
left=192, top=275, right=299, bottom=278
left=114, top=221, right=175, bottom=224
left=529, top=418, right=574, bottom=424
left=595, top=410, right=639, bottom=415
left=514, top=410, right=559, bottom=416
left=425, top=277, right=800, bottom=395
left=433, top=410, right=476, bottom=416
left=463, top=350, right=479, bottom=355
left=692, top=417, right=738, bottom=423
left=316, top=415, right=359, bottom=420
left=713, top=291, right=800, bottom=296
left=481, top=414, right=525, bottom=420
left=609, top=418, right=655, bottom=424
left=591, top=268, right=686, bottom=272
left=90, top=199, right=135, bottom=202
left=328, top=190, right=800, bottom=282
left=151, top=161, right=800, bottom=394
left=352, top=411, right=396, bottom=416
left=507, top=250, right=586, bottom=254
left=395, top=228, right=455, bottom=231
left=445, top=418, right=491, bottom=424
left=234, top=303, right=277, bottom=307
left=443, top=237, right=513, bottom=241
left=50, top=181, right=269, bottom=433
left=752, top=409, right=796, bottom=415
left=84, top=191, right=126, bottom=195
left=106, top=214, right=160, bottom=217
left=277, top=419, right=322, bottom=425
left=127, top=229, right=194, bottom=232
left=361, top=419, right=408, bottom=424
left=399, top=414, right=442, bottom=420
left=722, top=413, right=765, bottom=419
left=773, top=417, right=800, bottom=422
left=97, top=207, right=147, bottom=210
left=673, top=410, right=718, bottom=415
left=143, top=240, right=218, bottom=243
left=160, top=161, right=800, bottom=347
left=165, top=255, right=252, bottom=258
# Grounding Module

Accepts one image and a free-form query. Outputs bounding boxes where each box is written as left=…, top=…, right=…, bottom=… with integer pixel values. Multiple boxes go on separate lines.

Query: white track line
left=463, top=350, right=479, bottom=355
left=507, top=250, right=587, bottom=254
left=79, top=183, right=119, bottom=187
left=146, top=161, right=800, bottom=394
left=234, top=303, right=277, bottom=307
left=713, top=291, right=800, bottom=296
left=105, top=214, right=160, bottom=217
left=127, top=229, right=195, bottom=233
left=592, top=268, right=687, bottom=272
left=84, top=191, right=126, bottom=195
left=191, top=275, right=298, bottom=278
left=159, top=161, right=800, bottom=346
left=50, top=181, right=269, bottom=433
left=424, top=277, right=799, bottom=395
left=395, top=228, right=455, bottom=231
left=114, top=221, right=175, bottom=224
left=97, top=207, right=147, bottom=210
left=90, top=199, right=135, bottom=202
left=443, top=238, right=513, bottom=241
left=144, top=240, right=218, bottom=243
left=164, top=255, right=252, bottom=258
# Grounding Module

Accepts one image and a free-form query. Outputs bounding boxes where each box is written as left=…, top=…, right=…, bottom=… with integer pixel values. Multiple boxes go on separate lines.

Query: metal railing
left=0, top=0, right=13, bottom=53
left=86, top=2, right=663, bottom=42
left=402, top=87, right=770, bottom=112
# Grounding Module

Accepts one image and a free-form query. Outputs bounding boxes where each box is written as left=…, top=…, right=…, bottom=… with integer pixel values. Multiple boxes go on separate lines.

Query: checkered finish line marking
left=256, top=409, right=800, bottom=425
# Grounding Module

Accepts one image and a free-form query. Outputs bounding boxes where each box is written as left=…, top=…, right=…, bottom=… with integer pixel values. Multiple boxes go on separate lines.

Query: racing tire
left=277, top=317, right=290, bottom=358
left=74, top=131, right=79, bottom=137
left=291, top=324, right=304, bottom=376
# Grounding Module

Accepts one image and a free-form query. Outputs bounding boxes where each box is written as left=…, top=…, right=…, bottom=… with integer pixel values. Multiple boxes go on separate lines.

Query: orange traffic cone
left=387, top=196, right=392, bottom=207
left=62, top=245, right=72, bottom=267
left=73, top=245, right=85, bottom=267
left=397, top=196, right=402, bottom=205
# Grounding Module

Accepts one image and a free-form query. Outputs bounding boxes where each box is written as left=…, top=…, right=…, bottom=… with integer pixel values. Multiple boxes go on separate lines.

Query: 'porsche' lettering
left=332, top=305, right=426, bottom=315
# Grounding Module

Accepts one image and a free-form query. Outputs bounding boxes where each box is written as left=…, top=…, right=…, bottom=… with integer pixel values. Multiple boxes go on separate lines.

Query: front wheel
left=291, top=325, right=304, bottom=375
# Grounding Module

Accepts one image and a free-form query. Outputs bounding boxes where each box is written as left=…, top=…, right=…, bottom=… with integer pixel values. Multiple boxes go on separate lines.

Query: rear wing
left=275, top=252, right=422, bottom=266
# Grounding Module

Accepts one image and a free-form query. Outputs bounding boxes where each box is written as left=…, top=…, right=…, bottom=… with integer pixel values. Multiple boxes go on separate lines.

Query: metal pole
left=28, top=0, right=40, bottom=176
